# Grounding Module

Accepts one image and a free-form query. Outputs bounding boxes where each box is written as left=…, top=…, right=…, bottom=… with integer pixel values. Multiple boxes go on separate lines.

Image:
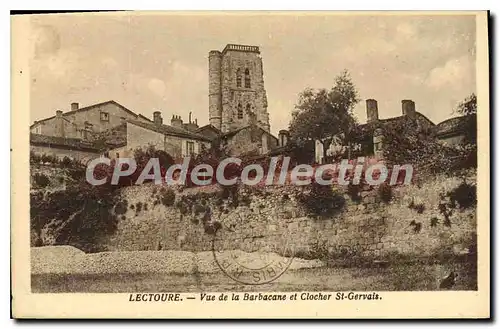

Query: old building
left=208, top=44, right=270, bottom=133
left=30, top=44, right=285, bottom=161
left=30, top=100, right=151, bottom=140
left=314, top=99, right=469, bottom=164
left=199, top=44, right=281, bottom=157
left=107, top=112, right=211, bottom=160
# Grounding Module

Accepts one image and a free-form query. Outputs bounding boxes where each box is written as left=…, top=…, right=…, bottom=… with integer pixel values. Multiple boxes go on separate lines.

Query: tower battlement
left=222, top=44, right=260, bottom=54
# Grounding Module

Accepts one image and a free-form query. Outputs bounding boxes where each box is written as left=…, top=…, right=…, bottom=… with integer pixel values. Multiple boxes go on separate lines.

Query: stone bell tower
left=208, top=44, right=270, bottom=134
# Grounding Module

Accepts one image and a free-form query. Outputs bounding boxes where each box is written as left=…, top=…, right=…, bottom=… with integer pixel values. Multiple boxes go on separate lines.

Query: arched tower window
left=244, top=68, right=251, bottom=88
left=237, top=103, right=243, bottom=119
left=236, top=68, right=242, bottom=87
left=246, top=103, right=251, bottom=113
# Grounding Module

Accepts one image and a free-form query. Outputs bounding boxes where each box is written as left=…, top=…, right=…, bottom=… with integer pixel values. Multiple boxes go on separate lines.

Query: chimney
left=278, top=130, right=290, bottom=147
left=184, top=113, right=199, bottom=132
left=366, top=99, right=379, bottom=123
left=153, top=111, right=163, bottom=126
left=171, top=114, right=183, bottom=128
left=402, top=100, right=416, bottom=118
left=71, top=102, right=79, bottom=111
left=55, top=110, right=64, bottom=137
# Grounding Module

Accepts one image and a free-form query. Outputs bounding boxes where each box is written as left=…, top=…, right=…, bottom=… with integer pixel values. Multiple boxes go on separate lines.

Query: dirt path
left=32, top=262, right=477, bottom=293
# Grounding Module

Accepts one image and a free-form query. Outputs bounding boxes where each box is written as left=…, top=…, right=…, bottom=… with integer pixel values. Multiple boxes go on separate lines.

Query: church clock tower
left=208, top=44, right=270, bottom=134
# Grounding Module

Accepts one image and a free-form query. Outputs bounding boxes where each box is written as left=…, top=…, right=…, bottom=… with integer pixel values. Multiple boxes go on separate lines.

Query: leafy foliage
left=30, top=181, right=120, bottom=252
left=377, top=183, right=393, bottom=203
left=448, top=182, right=476, bottom=210
left=456, top=93, right=477, bottom=146
left=33, top=173, right=50, bottom=188
left=380, top=115, right=473, bottom=175
left=289, top=70, right=360, bottom=162
left=296, top=183, right=346, bottom=217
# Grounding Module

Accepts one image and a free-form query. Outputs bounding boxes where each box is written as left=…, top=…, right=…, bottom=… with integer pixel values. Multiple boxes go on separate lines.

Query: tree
left=289, top=70, right=360, bottom=162
left=455, top=93, right=477, bottom=146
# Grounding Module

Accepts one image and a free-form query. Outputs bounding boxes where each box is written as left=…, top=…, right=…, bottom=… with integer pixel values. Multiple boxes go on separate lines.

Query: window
left=34, top=126, right=41, bottom=134
left=100, top=112, right=109, bottom=122
left=244, top=68, right=251, bottom=88
left=246, top=103, right=251, bottom=114
left=237, top=103, right=243, bottom=119
left=186, top=141, right=195, bottom=156
left=236, top=68, right=242, bottom=87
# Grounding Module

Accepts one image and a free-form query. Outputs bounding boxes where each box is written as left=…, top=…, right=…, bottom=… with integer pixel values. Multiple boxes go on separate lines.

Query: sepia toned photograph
left=11, top=11, right=489, bottom=318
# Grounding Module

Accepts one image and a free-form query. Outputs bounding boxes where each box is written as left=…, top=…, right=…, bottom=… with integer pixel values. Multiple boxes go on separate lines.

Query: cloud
left=426, top=55, right=474, bottom=90
left=147, top=78, right=167, bottom=97
left=31, top=48, right=81, bottom=83
left=31, top=25, right=61, bottom=59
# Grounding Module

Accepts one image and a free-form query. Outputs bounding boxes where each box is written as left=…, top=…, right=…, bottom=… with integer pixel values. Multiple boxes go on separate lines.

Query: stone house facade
left=30, top=100, right=151, bottom=140
left=107, top=112, right=212, bottom=160
left=314, top=99, right=469, bottom=164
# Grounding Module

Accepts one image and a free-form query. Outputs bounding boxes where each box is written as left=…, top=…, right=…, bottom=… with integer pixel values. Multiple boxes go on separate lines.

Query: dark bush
left=30, top=152, right=41, bottom=164
left=204, top=221, right=222, bottom=235
left=136, top=202, right=143, bottom=213
left=31, top=184, right=120, bottom=253
left=60, top=156, right=73, bottom=168
left=160, top=188, right=176, bottom=207
left=41, top=153, right=58, bottom=164
left=408, top=199, right=426, bottom=214
left=68, top=168, right=86, bottom=181
left=114, top=200, right=128, bottom=215
left=33, top=173, right=50, bottom=188
left=297, top=183, right=345, bottom=217
left=347, top=184, right=362, bottom=203
left=377, top=183, right=392, bottom=203
left=448, top=182, right=476, bottom=210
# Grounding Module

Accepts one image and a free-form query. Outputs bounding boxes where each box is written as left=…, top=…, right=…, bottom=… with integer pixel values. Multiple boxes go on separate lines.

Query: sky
left=29, top=12, right=476, bottom=135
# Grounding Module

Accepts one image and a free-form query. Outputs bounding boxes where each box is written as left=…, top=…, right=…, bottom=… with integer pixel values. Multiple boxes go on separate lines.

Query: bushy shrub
left=297, top=183, right=345, bottom=217
left=30, top=184, right=119, bottom=252
left=40, top=153, right=58, bottom=164
left=60, top=156, right=73, bottom=168
left=347, top=184, right=362, bottom=203
left=448, top=182, right=476, bottom=210
left=135, top=202, right=143, bottom=213
left=408, top=198, right=426, bottom=214
left=160, top=188, right=176, bottom=207
left=30, top=151, right=41, bottom=164
left=33, top=173, right=50, bottom=188
left=377, top=183, right=392, bottom=203
left=114, top=200, right=128, bottom=215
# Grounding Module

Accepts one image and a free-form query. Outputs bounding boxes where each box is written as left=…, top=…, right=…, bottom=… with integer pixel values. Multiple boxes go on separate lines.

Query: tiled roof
left=30, top=100, right=149, bottom=128
left=127, top=120, right=212, bottom=142
left=30, top=134, right=100, bottom=152
left=221, top=125, right=278, bottom=142
left=435, top=115, right=469, bottom=136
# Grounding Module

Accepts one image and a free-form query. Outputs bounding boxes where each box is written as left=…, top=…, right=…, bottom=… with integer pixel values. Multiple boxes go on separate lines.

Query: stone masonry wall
left=103, top=171, right=477, bottom=262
